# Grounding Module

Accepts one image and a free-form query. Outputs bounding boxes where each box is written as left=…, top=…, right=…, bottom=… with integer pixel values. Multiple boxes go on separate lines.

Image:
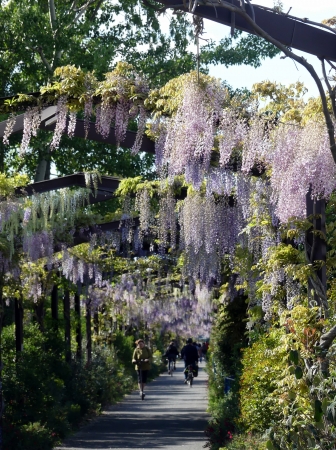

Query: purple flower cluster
left=156, top=79, right=227, bottom=189
left=50, top=96, right=68, bottom=151
left=23, top=230, right=54, bottom=261
left=21, top=107, right=41, bottom=155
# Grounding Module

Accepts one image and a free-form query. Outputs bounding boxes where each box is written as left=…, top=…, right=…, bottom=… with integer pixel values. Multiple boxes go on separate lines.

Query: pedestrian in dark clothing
left=164, top=341, right=179, bottom=370
left=181, top=338, right=199, bottom=382
left=201, top=342, right=208, bottom=361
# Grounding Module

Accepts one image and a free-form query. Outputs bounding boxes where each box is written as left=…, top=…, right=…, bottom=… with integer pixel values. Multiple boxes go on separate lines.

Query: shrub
left=2, top=324, right=137, bottom=449
left=239, top=328, right=286, bottom=432
left=219, top=432, right=267, bottom=450
left=205, top=295, right=248, bottom=450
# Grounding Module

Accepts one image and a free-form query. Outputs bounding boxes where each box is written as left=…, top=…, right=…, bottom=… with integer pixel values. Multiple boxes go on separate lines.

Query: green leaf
left=294, top=366, right=303, bottom=379
left=288, top=390, right=296, bottom=401
left=314, top=399, right=323, bottom=422
left=322, top=397, right=328, bottom=414
left=289, top=349, right=299, bottom=365
left=266, top=440, right=274, bottom=450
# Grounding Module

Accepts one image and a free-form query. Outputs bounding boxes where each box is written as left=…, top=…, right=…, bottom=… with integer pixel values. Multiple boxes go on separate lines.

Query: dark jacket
left=181, top=343, right=199, bottom=364
left=165, top=344, right=179, bottom=357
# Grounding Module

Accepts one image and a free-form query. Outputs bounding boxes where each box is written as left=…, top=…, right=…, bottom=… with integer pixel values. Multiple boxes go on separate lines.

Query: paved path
left=56, top=360, right=209, bottom=450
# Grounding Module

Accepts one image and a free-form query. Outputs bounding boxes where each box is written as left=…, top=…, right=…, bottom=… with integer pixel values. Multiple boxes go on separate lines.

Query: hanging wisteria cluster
left=2, top=63, right=149, bottom=155
left=84, top=271, right=214, bottom=337
left=153, top=77, right=227, bottom=188
left=179, top=191, right=239, bottom=287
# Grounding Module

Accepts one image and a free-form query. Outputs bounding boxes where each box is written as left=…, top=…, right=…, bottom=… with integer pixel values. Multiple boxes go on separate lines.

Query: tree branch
left=73, top=0, right=98, bottom=23
left=52, top=49, right=63, bottom=71
left=70, top=0, right=78, bottom=13
left=26, top=43, right=53, bottom=74
left=89, top=0, right=105, bottom=21
left=319, top=324, right=336, bottom=351
left=48, top=0, right=57, bottom=34
left=189, top=1, right=336, bottom=165
left=321, top=58, right=336, bottom=118
left=142, top=0, right=183, bottom=14
left=308, top=273, right=328, bottom=314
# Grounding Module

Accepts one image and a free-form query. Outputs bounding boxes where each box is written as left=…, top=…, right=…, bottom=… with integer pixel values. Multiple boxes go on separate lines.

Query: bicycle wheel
left=170, top=361, right=173, bottom=376
left=189, top=376, right=193, bottom=387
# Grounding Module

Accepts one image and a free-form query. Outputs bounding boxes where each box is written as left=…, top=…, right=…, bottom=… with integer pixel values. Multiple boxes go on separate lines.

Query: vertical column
left=15, top=299, right=23, bottom=352
left=34, top=302, right=44, bottom=331
left=51, top=285, right=58, bottom=326
left=63, top=290, right=71, bottom=363
left=74, top=293, right=82, bottom=360
left=306, top=192, right=327, bottom=310
left=86, top=301, right=92, bottom=363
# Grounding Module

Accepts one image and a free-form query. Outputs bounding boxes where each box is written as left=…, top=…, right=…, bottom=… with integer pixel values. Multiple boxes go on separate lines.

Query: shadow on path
left=56, top=360, right=209, bottom=450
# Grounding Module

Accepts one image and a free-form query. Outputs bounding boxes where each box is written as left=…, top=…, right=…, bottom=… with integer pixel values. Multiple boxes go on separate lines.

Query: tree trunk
left=63, top=290, right=71, bottom=363
left=34, top=159, right=48, bottom=182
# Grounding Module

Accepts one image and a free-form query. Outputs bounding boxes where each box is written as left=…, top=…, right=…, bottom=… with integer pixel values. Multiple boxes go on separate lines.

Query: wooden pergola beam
left=157, top=0, right=336, bottom=62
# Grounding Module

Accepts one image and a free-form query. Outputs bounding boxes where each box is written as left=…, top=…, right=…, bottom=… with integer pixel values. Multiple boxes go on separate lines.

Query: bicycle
left=186, top=364, right=194, bottom=387
left=167, top=358, right=174, bottom=376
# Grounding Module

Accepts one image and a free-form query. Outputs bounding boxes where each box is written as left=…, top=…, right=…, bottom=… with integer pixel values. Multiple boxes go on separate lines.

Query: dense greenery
left=2, top=320, right=165, bottom=449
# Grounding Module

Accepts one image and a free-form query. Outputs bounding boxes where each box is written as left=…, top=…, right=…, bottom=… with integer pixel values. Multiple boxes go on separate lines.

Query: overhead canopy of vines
left=1, top=62, right=335, bottom=336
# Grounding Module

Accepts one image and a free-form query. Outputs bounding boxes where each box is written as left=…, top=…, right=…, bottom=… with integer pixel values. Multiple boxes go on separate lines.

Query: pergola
left=0, top=4, right=334, bottom=446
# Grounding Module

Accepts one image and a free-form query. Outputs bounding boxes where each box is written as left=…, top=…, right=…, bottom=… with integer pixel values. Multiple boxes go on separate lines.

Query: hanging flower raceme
left=61, top=246, right=103, bottom=287
left=20, top=107, right=41, bottom=155
left=94, top=62, right=149, bottom=153
left=179, top=191, right=240, bottom=286
left=268, top=120, right=336, bottom=223
left=147, top=73, right=228, bottom=189
left=218, top=109, right=247, bottom=167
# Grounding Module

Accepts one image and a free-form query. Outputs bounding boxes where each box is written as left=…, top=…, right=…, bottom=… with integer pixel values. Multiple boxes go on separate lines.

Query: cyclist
left=181, top=338, right=199, bottom=383
left=164, top=341, right=179, bottom=372
left=184, top=364, right=197, bottom=384
left=132, top=339, right=152, bottom=399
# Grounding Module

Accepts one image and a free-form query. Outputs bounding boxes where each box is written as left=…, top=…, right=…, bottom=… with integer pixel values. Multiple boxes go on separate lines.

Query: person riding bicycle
left=184, top=364, right=197, bottom=380
left=181, top=338, right=199, bottom=383
left=132, top=339, right=152, bottom=399
left=164, top=341, right=179, bottom=371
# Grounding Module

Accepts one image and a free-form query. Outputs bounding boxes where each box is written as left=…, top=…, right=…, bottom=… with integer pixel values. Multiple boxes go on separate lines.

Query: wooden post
left=74, top=293, right=82, bottom=360
left=306, top=192, right=327, bottom=310
left=15, top=299, right=23, bottom=352
left=63, top=290, right=71, bottom=363
left=86, top=301, right=92, bottom=363
left=51, top=285, right=58, bottom=325
left=34, top=302, right=44, bottom=331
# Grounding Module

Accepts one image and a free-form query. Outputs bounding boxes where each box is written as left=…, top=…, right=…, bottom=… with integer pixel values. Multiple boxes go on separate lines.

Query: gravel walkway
left=55, top=360, right=209, bottom=450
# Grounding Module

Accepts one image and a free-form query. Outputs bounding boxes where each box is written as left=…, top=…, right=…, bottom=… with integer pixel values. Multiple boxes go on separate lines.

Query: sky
left=200, top=0, right=335, bottom=97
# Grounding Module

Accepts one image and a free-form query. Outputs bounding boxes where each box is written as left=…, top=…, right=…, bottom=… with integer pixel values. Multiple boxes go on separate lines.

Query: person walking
left=201, top=342, right=208, bottom=361
left=132, top=339, right=152, bottom=399
left=181, top=338, right=199, bottom=383
left=197, top=343, right=203, bottom=362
